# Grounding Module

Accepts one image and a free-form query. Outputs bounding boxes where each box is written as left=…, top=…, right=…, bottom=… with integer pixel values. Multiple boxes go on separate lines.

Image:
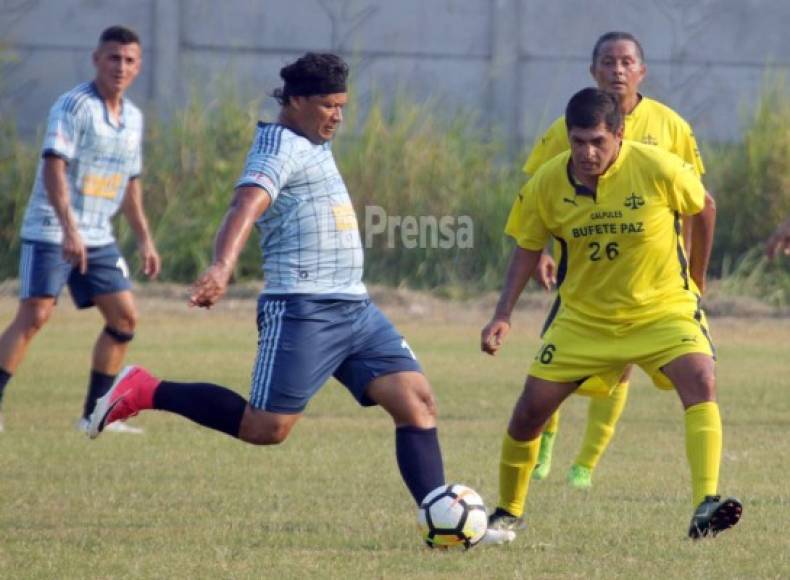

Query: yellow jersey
left=523, top=95, right=705, bottom=177
left=506, top=141, right=705, bottom=324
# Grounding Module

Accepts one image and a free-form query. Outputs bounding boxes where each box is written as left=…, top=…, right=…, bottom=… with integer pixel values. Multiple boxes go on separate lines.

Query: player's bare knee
left=245, top=420, right=293, bottom=445
left=416, top=385, right=438, bottom=420
left=509, top=414, right=545, bottom=441
left=19, top=302, right=53, bottom=335
left=114, top=309, right=138, bottom=333
left=261, top=426, right=291, bottom=445
left=424, top=393, right=438, bottom=421
left=509, top=398, right=547, bottom=440
left=692, top=370, right=717, bottom=401
left=404, top=381, right=438, bottom=426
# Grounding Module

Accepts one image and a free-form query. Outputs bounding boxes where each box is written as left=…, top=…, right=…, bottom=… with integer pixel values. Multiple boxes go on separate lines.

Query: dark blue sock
left=0, top=368, right=11, bottom=408
left=395, top=426, right=445, bottom=505
left=83, top=370, right=115, bottom=419
left=153, top=381, right=247, bottom=438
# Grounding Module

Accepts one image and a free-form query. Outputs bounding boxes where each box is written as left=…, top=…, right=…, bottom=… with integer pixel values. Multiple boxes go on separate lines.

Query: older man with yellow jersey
left=523, top=32, right=716, bottom=490
left=483, top=87, right=740, bottom=540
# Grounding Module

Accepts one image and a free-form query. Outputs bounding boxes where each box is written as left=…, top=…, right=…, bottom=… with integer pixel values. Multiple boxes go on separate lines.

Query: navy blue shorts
left=249, top=295, right=422, bottom=413
left=18, top=240, right=132, bottom=309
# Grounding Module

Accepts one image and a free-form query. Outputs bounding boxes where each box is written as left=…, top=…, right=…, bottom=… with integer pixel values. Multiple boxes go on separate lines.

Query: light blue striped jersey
left=236, top=122, right=366, bottom=296
left=21, top=82, right=144, bottom=247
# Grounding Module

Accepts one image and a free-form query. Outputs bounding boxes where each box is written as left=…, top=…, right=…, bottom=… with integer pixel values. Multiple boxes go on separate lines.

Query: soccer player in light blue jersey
left=0, top=26, right=160, bottom=434
left=86, top=52, right=512, bottom=544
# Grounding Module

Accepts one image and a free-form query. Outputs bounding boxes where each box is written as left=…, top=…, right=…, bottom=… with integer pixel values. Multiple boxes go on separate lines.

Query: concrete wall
left=1, top=0, right=787, bottom=148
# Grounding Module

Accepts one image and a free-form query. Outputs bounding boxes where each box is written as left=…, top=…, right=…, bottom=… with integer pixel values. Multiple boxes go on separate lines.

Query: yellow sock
left=684, top=401, right=722, bottom=506
left=498, top=433, right=540, bottom=517
left=544, top=409, right=560, bottom=434
left=575, top=381, right=629, bottom=470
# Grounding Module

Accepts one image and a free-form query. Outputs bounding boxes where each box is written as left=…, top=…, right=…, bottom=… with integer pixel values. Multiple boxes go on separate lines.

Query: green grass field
left=0, top=293, right=788, bottom=579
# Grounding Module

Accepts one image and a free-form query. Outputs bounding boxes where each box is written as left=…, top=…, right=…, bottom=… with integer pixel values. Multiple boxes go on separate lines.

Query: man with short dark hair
left=521, top=31, right=716, bottom=489
left=0, top=25, right=159, bottom=434
left=86, top=52, right=513, bottom=545
left=482, top=87, right=741, bottom=539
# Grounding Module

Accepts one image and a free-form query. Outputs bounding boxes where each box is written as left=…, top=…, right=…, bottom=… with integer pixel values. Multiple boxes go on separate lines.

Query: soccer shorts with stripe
left=530, top=303, right=715, bottom=394
left=18, top=240, right=132, bottom=309
left=249, top=295, right=422, bottom=413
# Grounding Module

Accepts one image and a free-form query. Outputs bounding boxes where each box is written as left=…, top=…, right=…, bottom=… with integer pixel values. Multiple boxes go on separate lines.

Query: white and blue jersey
left=235, top=122, right=366, bottom=296
left=21, top=82, right=143, bottom=247
left=237, top=122, right=419, bottom=412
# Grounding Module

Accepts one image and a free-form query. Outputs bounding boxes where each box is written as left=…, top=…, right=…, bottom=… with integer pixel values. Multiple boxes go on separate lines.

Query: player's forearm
left=43, top=157, right=78, bottom=234
left=211, top=187, right=270, bottom=270
left=121, top=179, right=154, bottom=245
left=494, top=246, right=541, bottom=321
left=689, top=192, right=716, bottom=291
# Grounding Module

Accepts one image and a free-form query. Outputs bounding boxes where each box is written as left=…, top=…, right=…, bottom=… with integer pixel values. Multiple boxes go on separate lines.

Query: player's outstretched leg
left=568, top=378, right=630, bottom=489
left=88, top=366, right=157, bottom=437
left=532, top=410, right=559, bottom=481
left=88, top=365, right=249, bottom=439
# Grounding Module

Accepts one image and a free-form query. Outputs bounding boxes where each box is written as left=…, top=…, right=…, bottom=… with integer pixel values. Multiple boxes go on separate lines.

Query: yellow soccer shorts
left=529, top=306, right=715, bottom=396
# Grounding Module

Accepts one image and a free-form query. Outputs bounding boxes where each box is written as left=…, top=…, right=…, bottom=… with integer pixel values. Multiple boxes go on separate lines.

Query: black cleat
left=488, top=507, right=527, bottom=531
left=688, top=495, right=742, bottom=539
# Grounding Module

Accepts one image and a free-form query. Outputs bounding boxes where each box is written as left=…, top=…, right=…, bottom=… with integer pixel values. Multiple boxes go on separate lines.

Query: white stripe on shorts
left=260, top=300, right=286, bottom=408
left=19, top=243, right=33, bottom=299
left=250, top=300, right=286, bottom=409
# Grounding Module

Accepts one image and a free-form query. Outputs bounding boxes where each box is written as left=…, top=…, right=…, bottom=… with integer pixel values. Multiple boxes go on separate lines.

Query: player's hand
left=481, top=317, right=511, bottom=356
left=766, top=220, right=790, bottom=260
left=62, top=228, right=87, bottom=274
left=138, top=239, right=161, bottom=280
left=533, top=251, right=557, bottom=291
left=189, top=263, right=232, bottom=309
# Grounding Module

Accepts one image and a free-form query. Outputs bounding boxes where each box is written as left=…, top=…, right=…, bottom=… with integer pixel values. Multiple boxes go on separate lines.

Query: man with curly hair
left=86, top=52, right=513, bottom=545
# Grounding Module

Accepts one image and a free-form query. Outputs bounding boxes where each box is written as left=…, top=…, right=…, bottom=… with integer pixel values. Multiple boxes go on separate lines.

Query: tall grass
left=336, top=96, right=520, bottom=291
left=1, top=88, right=521, bottom=290
left=3, top=75, right=790, bottom=297
left=0, top=119, right=36, bottom=279
left=705, top=75, right=790, bottom=272
left=115, top=88, right=263, bottom=282
left=716, top=249, right=790, bottom=308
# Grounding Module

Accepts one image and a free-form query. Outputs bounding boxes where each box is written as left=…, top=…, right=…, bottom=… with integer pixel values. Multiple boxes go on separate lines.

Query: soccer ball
left=417, top=483, right=488, bottom=549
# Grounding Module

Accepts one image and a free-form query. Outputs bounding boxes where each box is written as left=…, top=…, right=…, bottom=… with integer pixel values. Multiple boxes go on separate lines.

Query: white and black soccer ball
left=417, top=483, right=488, bottom=549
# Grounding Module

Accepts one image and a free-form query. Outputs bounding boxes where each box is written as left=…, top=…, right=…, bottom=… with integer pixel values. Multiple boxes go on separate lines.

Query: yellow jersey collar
left=624, top=93, right=646, bottom=120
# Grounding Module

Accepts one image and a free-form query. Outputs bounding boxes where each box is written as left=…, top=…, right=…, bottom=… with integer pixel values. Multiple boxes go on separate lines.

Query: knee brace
left=104, top=325, right=135, bottom=343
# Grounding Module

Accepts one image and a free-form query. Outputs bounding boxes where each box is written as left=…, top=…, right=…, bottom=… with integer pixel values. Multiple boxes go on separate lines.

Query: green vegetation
left=2, top=77, right=790, bottom=300
left=0, top=119, right=36, bottom=277
left=118, top=89, right=263, bottom=281
left=334, top=97, right=519, bottom=290
left=0, top=297, right=787, bottom=578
